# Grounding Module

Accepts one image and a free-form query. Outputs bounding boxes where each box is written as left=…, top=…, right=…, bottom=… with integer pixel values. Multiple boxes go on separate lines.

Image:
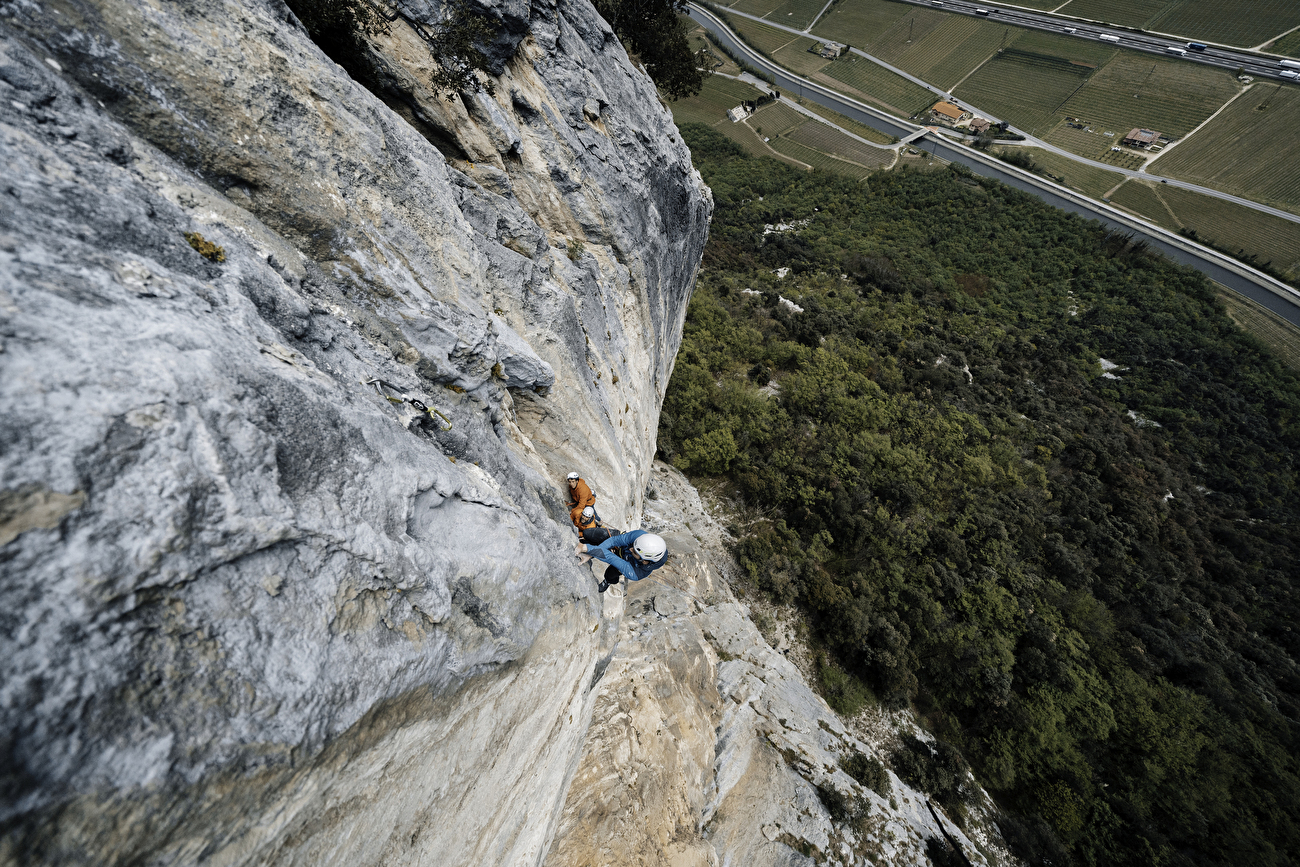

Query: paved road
left=704, top=4, right=1300, bottom=228
left=686, top=4, right=1300, bottom=326
left=885, top=0, right=1299, bottom=82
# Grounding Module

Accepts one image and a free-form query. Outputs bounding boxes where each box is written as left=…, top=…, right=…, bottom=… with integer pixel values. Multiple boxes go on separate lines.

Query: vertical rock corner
left=0, top=0, right=709, bottom=863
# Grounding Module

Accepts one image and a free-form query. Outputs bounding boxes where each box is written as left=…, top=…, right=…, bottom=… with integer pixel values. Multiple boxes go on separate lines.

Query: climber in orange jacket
left=566, top=472, right=595, bottom=527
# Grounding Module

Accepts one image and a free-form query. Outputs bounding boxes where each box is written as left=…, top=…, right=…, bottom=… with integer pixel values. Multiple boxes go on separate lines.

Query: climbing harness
left=362, top=377, right=453, bottom=431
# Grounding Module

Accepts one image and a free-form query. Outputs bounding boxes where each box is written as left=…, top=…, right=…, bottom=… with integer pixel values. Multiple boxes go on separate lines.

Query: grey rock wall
left=546, top=464, right=1012, bottom=867
left=0, top=0, right=709, bottom=863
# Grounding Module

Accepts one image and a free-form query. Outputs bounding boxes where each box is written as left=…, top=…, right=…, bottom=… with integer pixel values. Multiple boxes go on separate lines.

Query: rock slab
left=0, top=0, right=709, bottom=863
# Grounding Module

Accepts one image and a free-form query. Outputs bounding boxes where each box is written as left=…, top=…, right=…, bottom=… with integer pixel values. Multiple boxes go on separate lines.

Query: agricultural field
left=761, top=0, right=830, bottom=31
left=873, top=15, right=1010, bottom=90
left=955, top=52, right=1092, bottom=133
left=1217, top=291, right=1300, bottom=373
left=992, top=146, right=1127, bottom=198
left=1054, top=0, right=1171, bottom=30
left=819, top=55, right=937, bottom=117
left=1009, top=29, right=1118, bottom=67
left=1041, top=124, right=1144, bottom=164
left=772, top=37, right=837, bottom=76
left=787, top=120, right=895, bottom=168
left=1155, top=82, right=1300, bottom=215
left=1055, top=0, right=1300, bottom=48
left=749, top=101, right=809, bottom=137
left=728, top=15, right=807, bottom=57
left=726, top=0, right=786, bottom=21
left=794, top=97, right=897, bottom=144
left=768, top=136, right=877, bottom=179
left=1150, top=0, right=1300, bottom=50
left=1270, top=29, right=1300, bottom=58
left=668, top=75, right=768, bottom=130
left=1109, top=180, right=1300, bottom=283
left=1048, top=53, right=1239, bottom=154
left=810, top=0, right=911, bottom=48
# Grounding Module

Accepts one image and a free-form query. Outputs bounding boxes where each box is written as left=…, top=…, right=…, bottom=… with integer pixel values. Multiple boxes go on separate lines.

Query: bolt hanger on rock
left=362, top=377, right=452, bottom=431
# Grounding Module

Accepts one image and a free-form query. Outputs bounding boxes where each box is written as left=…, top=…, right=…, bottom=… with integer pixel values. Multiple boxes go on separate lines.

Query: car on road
left=1063, top=27, right=1076, bottom=33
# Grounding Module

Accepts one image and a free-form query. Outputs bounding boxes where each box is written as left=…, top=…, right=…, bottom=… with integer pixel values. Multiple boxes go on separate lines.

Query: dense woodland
left=662, top=124, right=1300, bottom=866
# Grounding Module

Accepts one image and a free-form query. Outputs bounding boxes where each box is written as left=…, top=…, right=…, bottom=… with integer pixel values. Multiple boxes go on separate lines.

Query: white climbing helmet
left=632, top=533, right=666, bottom=563
left=582, top=506, right=595, bottom=521
left=567, top=472, right=580, bottom=481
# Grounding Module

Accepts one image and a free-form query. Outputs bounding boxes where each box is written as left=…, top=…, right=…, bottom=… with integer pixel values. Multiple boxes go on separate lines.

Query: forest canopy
left=662, top=123, right=1300, bottom=866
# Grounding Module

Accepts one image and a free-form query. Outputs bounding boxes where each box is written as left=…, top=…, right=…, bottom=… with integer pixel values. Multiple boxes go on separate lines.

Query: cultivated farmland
left=1055, top=0, right=1170, bottom=30
left=761, top=0, right=830, bottom=31
left=1109, top=180, right=1300, bottom=282
left=668, top=75, right=769, bottom=130
left=769, top=136, right=876, bottom=179
left=796, top=98, right=897, bottom=144
left=1010, top=29, right=1118, bottom=68
left=1047, top=53, right=1239, bottom=155
left=819, top=55, right=937, bottom=118
left=1217, top=291, right=1300, bottom=373
left=1055, top=0, right=1300, bottom=48
left=727, top=0, right=786, bottom=22
left=811, top=0, right=911, bottom=49
left=728, top=15, right=807, bottom=56
left=881, top=16, right=1010, bottom=90
left=788, top=121, right=895, bottom=168
left=1151, top=0, right=1300, bottom=50
left=1270, top=29, right=1300, bottom=58
left=773, top=37, right=838, bottom=76
left=956, top=52, right=1092, bottom=133
left=1155, top=83, right=1300, bottom=215
left=750, top=101, right=810, bottom=136
left=993, top=146, right=1128, bottom=198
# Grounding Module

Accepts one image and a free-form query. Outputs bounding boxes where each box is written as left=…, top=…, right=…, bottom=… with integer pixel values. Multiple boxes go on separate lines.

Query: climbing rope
left=362, top=377, right=452, bottom=430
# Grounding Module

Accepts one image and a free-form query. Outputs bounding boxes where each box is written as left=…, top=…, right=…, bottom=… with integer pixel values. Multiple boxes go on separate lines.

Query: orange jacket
left=568, top=478, right=595, bottom=526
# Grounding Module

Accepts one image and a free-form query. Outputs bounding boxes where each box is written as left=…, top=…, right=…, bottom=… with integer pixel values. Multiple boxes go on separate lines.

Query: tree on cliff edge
left=595, top=0, right=707, bottom=99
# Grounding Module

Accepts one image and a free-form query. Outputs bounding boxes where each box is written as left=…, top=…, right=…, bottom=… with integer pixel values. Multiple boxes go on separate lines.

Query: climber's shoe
left=597, top=579, right=610, bottom=593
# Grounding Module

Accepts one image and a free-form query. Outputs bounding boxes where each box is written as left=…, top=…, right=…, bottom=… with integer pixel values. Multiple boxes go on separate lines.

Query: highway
left=685, top=3, right=1300, bottom=326
left=889, top=0, right=1299, bottom=82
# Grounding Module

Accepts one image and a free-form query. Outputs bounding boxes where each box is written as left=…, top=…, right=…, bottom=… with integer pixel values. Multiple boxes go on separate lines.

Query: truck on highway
left=1099, top=33, right=1120, bottom=43
left=1281, top=59, right=1300, bottom=70
left=1165, top=46, right=1187, bottom=56
left=1282, top=70, right=1300, bottom=79
left=1186, top=42, right=1207, bottom=50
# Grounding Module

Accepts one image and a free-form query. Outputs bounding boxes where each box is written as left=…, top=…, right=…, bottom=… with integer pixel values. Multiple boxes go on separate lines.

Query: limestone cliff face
left=546, top=464, right=1014, bottom=867
left=0, top=0, right=709, bottom=863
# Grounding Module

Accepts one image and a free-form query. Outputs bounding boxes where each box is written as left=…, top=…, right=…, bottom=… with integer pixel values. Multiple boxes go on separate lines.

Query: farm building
left=727, top=105, right=751, bottom=122
left=969, top=117, right=991, bottom=134
left=931, top=101, right=971, bottom=123
left=1122, top=128, right=1161, bottom=148
left=814, top=40, right=848, bottom=58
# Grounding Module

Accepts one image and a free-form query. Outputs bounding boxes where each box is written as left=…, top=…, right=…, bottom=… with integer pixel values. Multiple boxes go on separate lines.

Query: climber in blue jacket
left=577, top=529, right=668, bottom=593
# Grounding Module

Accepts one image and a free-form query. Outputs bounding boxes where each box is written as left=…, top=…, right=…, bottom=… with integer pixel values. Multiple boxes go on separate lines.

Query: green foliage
left=596, top=0, right=707, bottom=98
left=841, top=749, right=891, bottom=797
left=819, top=652, right=874, bottom=716
left=664, top=122, right=1300, bottom=867
left=287, top=0, right=495, bottom=96
left=420, top=0, right=499, bottom=97
left=891, top=734, right=973, bottom=820
left=566, top=238, right=585, bottom=261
